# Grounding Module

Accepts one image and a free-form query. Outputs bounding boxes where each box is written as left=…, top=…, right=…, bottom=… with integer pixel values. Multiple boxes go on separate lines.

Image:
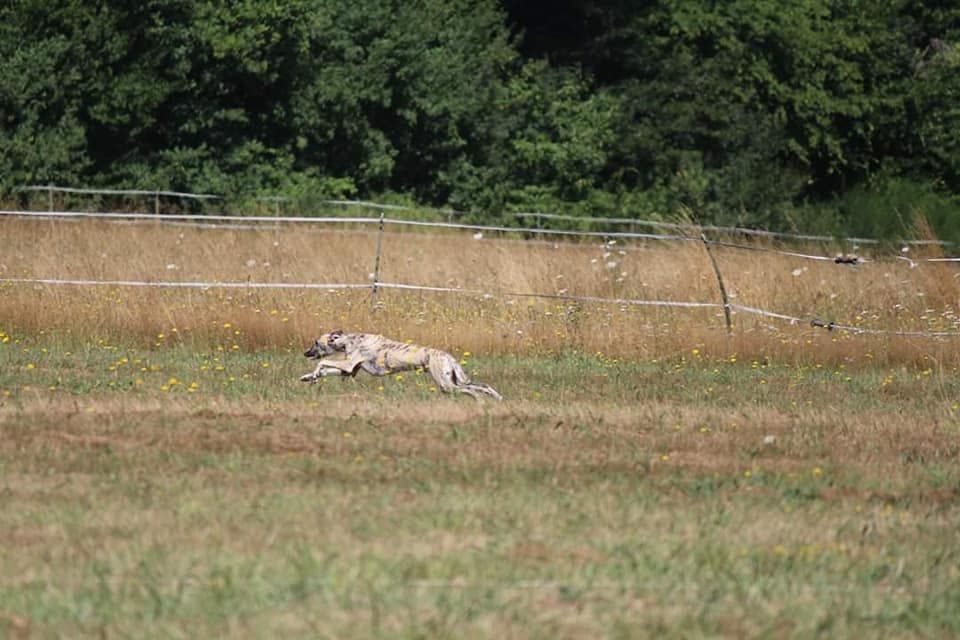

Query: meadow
left=1, top=216, right=959, bottom=637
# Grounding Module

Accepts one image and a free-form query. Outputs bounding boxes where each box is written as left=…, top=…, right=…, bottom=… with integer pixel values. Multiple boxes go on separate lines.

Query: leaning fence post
left=701, top=232, right=733, bottom=334
left=370, top=211, right=385, bottom=311
left=47, top=185, right=53, bottom=212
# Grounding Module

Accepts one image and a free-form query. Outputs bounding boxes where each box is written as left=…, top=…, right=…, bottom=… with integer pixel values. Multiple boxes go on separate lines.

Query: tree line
left=1, top=1, right=958, bottom=239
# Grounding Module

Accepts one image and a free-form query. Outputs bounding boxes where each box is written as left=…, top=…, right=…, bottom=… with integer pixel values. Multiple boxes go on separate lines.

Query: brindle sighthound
left=300, top=330, right=503, bottom=401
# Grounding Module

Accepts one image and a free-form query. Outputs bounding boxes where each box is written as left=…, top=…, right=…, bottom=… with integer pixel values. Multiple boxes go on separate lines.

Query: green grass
left=1, top=335, right=960, bottom=638
left=2, top=333, right=955, bottom=409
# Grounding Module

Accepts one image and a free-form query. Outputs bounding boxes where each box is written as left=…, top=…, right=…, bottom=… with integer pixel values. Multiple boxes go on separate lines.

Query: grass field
left=1, top=217, right=960, bottom=637
left=2, top=334, right=959, bottom=638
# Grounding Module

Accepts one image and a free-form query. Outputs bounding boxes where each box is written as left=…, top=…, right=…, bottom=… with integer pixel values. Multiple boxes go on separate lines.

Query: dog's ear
left=326, top=329, right=347, bottom=348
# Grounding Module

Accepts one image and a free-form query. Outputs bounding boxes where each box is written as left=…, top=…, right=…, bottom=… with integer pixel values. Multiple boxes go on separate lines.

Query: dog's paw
left=299, top=373, right=319, bottom=383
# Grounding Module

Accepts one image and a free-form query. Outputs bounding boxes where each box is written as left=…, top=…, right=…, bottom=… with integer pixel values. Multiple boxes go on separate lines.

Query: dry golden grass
left=1, top=216, right=958, bottom=365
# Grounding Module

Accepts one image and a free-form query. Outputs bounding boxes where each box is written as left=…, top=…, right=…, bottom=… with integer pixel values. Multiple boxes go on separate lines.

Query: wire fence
left=2, top=274, right=958, bottom=339
left=512, top=211, right=956, bottom=246
left=2, top=207, right=957, bottom=265
left=3, top=185, right=960, bottom=339
left=10, top=183, right=955, bottom=246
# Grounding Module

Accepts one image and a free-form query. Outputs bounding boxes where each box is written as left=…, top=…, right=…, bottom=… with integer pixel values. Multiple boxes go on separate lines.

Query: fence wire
left=4, top=208, right=960, bottom=265
left=13, top=184, right=954, bottom=247
left=3, top=276, right=959, bottom=338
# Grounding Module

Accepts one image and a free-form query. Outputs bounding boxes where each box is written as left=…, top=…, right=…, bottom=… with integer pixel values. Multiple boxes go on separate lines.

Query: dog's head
left=303, top=330, right=345, bottom=359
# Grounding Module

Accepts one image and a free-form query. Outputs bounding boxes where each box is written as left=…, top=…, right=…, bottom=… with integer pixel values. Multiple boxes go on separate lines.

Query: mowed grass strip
left=1, top=340, right=960, bottom=637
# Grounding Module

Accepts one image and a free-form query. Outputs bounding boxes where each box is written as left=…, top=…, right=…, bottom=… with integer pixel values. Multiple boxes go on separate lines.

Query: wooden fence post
left=701, top=233, right=733, bottom=334
left=370, top=211, right=385, bottom=311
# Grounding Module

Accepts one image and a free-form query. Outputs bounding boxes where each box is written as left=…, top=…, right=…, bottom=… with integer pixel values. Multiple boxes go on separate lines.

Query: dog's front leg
left=300, top=363, right=350, bottom=383
left=300, top=356, right=365, bottom=383
left=300, top=362, right=325, bottom=383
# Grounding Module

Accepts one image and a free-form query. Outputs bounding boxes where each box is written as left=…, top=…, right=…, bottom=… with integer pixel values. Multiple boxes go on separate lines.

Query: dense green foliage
left=1, top=0, right=959, bottom=235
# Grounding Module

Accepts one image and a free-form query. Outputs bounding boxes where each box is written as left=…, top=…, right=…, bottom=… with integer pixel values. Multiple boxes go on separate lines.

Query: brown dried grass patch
left=3, top=394, right=955, bottom=497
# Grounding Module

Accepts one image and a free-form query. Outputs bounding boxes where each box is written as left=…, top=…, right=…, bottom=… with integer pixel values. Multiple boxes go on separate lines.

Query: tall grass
left=1, top=217, right=958, bottom=365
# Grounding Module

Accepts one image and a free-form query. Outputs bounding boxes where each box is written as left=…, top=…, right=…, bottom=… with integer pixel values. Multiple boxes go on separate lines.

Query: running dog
left=300, top=330, right=503, bottom=401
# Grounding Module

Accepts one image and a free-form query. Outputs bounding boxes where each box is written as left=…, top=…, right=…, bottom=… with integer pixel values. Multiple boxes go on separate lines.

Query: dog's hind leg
left=457, top=386, right=481, bottom=399
left=449, top=356, right=502, bottom=400
left=426, top=353, right=500, bottom=400
left=464, top=383, right=502, bottom=401
left=426, top=353, right=460, bottom=395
